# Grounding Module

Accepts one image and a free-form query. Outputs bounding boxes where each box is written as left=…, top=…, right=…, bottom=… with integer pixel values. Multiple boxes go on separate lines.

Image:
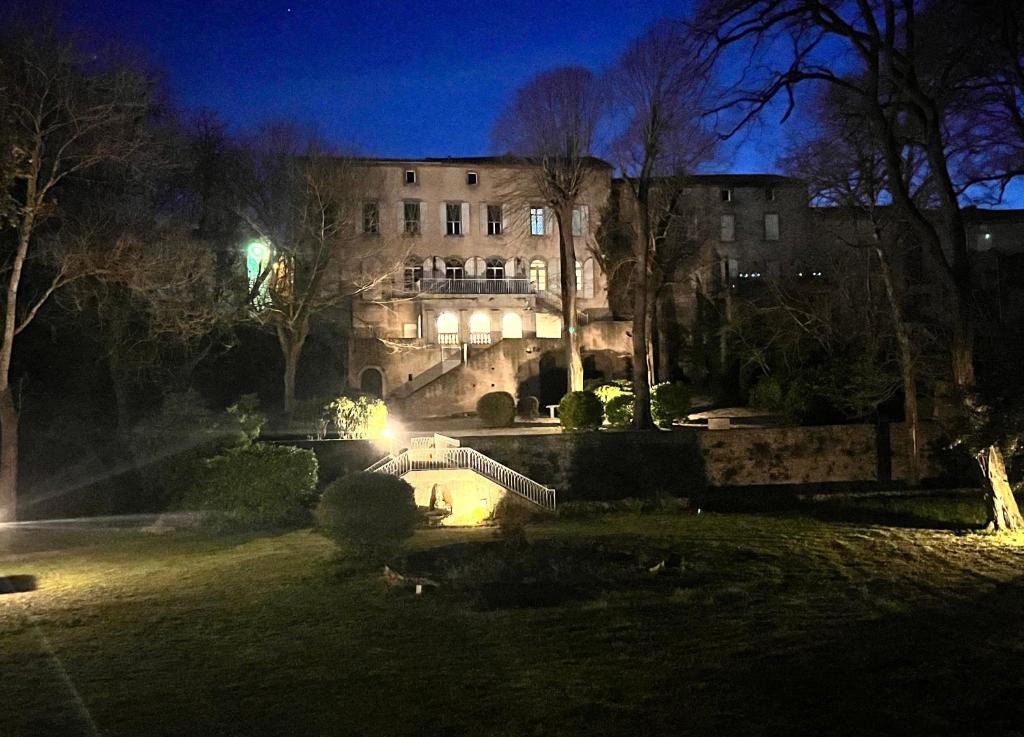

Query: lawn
left=3, top=505, right=1024, bottom=737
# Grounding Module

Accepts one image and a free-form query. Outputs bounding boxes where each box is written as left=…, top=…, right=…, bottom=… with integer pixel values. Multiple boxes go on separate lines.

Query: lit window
left=404, top=202, right=421, bottom=234
left=487, top=205, right=503, bottom=235
left=721, top=188, right=732, bottom=202
left=403, top=258, right=423, bottom=290
left=764, top=213, right=780, bottom=241
left=530, top=207, right=545, bottom=236
left=529, top=258, right=547, bottom=291
left=575, top=260, right=583, bottom=291
left=362, top=202, right=379, bottom=234
left=467, top=171, right=478, bottom=185
left=720, top=214, right=735, bottom=241
left=405, top=169, right=417, bottom=185
left=446, top=203, right=462, bottom=236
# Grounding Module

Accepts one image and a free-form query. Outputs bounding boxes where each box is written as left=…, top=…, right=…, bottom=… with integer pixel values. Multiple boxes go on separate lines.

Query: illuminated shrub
left=477, top=391, right=516, bottom=427
left=559, top=391, right=604, bottom=431
left=604, top=394, right=634, bottom=428
left=651, top=382, right=691, bottom=427
left=317, top=472, right=419, bottom=561
left=183, top=443, right=318, bottom=530
left=325, top=395, right=388, bottom=439
left=516, top=395, right=540, bottom=420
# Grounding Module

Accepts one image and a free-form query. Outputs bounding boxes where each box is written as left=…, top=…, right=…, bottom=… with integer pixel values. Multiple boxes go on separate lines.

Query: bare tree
left=233, top=124, right=396, bottom=416
left=693, top=0, right=1024, bottom=529
left=0, top=20, right=167, bottom=521
left=492, top=67, right=603, bottom=393
left=607, top=22, right=717, bottom=426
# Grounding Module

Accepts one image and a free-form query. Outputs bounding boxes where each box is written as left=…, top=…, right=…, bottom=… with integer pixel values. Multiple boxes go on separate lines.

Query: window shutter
left=439, top=203, right=447, bottom=235
left=549, top=257, right=561, bottom=294
left=583, top=258, right=595, bottom=299
left=422, top=256, right=433, bottom=277
left=545, top=208, right=554, bottom=236
left=461, top=202, right=470, bottom=235
left=398, top=203, right=407, bottom=233
left=505, top=257, right=517, bottom=279
left=480, top=203, right=488, bottom=235
left=501, top=204, right=508, bottom=235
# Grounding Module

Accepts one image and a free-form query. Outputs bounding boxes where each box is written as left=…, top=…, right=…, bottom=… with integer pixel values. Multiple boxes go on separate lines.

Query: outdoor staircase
left=366, top=434, right=557, bottom=510
left=388, top=347, right=463, bottom=400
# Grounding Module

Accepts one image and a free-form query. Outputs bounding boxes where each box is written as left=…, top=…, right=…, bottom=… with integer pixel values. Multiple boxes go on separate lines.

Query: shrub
left=604, top=394, right=634, bottom=428
left=317, top=472, right=420, bottom=561
left=491, top=496, right=538, bottom=547
left=559, top=391, right=604, bottom=431
left=516, top=395, right=540, bottom=420
left=477, top=391, right=516, bottom=427
left=182, top=443, right=318, bottom=530
left=749, top=375, right=785, bottom=413
left=651, top=382, right=690, bottom=426
left=326, top=395, right=388, bottom=439
left=592, top=380, right=633, bottom=407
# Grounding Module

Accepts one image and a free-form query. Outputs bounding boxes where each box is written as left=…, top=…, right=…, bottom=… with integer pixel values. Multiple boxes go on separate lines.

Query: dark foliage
left=559, top=391, right=604, bottom=431
left=316, top=472, right=419, bottom=561
left=476, top=391, right=516, bottom=427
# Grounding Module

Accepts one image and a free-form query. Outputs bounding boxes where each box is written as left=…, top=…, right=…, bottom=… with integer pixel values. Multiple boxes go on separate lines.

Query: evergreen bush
left=559, top=391, right=604, bottom=431
left=477, top=391, right=516, bottom=427
left=516, top=395, right=540, bottom=420
left=651, top=382, right=691, bottom=426
left=316, top=472, right=420, bottom=561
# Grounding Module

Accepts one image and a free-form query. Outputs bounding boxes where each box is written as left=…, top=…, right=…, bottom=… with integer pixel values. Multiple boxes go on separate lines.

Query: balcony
left=417, top=277, right=535, bottom=295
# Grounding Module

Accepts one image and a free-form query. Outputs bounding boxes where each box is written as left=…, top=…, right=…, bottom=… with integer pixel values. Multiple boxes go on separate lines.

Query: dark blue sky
left=61, top=0, right=788, bottom=171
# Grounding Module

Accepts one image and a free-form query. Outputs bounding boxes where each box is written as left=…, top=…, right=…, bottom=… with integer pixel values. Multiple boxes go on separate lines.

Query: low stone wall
left=284, top=439, right=382, bottom=486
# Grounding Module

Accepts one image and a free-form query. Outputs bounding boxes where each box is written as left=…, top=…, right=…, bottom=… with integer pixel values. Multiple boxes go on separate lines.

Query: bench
left=545, top=404, right=559, bottom=419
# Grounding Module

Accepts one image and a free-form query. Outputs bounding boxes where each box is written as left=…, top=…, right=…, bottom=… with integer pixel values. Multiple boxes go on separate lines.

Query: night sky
left=60, top=0, right=788, bottom=171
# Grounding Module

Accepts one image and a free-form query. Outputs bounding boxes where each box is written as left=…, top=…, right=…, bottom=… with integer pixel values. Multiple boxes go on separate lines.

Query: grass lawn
left=3, top=503, right=1024, bottom=736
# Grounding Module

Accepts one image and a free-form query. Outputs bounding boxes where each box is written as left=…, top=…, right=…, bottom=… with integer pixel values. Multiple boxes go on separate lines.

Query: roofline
left=354, top=155, right=613, bottom=169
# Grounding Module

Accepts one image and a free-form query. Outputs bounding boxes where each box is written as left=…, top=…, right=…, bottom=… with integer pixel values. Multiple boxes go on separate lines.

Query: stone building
left=345, top=157, right=631, bottom=417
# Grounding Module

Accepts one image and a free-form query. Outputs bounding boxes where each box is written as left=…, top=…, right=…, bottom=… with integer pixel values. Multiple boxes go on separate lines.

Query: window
left=445, top=257, right=464, bottom=280
left=530, top=207, right=545, bottom=236
left=720, top=214, right=735, bottom=241
left=764, top=213, right=780, bottom=241
left=446, top=203, right=462, bottom=235
left=529, top=258, right=547, bottom=291
left=765, top=186, right=776, bottom=201
left=404, top=169, right=417, bottom=185
left=362, top=202, right=379, bottom=234
left=575, top=260, right=583, bottom=291
left=467, top=171, right=478, bottom=185
left=720, top=188, right=732, bottom=202
left=487, top=205, right=503, bottom=235
left=572, top=207, right=584, bottom=237
left=402, top=323, right=418, bottom=339
left=485, top=258, right=504, bottom=280
left=403, top=258, right=423, bottom=290
left=404, top=202, right=421, bottom=234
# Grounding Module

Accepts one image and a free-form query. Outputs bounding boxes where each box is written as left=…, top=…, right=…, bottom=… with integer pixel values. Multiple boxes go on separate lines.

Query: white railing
left=420, top=278, right=534, bottom=295
left=438, top=332, right=459, bottom=345
left=469, top=332, right=492, bottom=345
left=369, top=445, right=556, bottom=510
left=364, top=454, right=395, bottom=472
left=432, top=433, right=460, bottom=449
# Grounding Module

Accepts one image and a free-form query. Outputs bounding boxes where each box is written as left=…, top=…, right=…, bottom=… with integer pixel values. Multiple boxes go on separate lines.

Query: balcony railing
left=468, top=332, right=492, bottom=345
left=418, top=278, right=534, bottom=295
left=438, top=332, right=459, bottom=345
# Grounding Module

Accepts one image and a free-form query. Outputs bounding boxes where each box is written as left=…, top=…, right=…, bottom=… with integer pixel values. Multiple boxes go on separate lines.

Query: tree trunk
left=0, top=387, right=17, bottom=523
left=556, top=205, right=583, bottom=393
left=875, top=245, right=920, bottom=486
left=631, top=200, right=654, bottom=429
left=278, top=319, right=309, bottom=419
left=978, top=445, right=1024, bottom=531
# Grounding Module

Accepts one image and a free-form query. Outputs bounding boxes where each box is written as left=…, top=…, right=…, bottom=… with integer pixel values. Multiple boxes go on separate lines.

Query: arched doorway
left=436, top=311, right=459, bottom=344
left=359, top=367, right=384, bottom=398
left=502, top=312, right=523, bottom=339
left=469, top=312, right=491, bottom=344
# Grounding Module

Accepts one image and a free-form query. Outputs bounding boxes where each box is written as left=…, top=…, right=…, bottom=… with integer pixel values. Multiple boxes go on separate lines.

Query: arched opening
left=485, top=258, right=504, bottom=279
left=404, top=256, right=423, bottom=291
left=469, top=311, right=492, bottom=344
left=359, top=367, right=384, bottom=398
left=501, top=312, right=523, bottom=339
left=465, top=256, right=485, bottom=278
left=445, top=257, right=464, bottom=280
left=436, top=311, right=459, bottom=345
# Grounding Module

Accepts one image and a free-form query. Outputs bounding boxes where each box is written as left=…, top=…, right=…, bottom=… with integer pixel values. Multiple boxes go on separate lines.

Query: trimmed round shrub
left=516, top=395, right=540, bottom=420
left=182, top=443, right=318, bottom=530
left=477, top=391, right=516, bottom=427
left=651, top=382, right=691, bottom=427
left=559, top=391, right=604, bottom=431
left=317, top=472, right=420, bottom=560
left=604, top=394, right=634, bottom=428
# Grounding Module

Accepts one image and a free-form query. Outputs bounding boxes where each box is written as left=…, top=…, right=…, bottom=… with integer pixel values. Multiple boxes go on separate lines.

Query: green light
left=246, top=241, right=269, bottom=262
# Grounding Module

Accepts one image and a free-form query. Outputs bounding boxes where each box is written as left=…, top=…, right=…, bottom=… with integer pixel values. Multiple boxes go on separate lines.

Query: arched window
left=582, top=258, right=595, bottom=299
left=404, top=256, right=423, bottom=291
left=436, top=312, right=459, bottom=344
left=529, top=259, right=547, bottom=291
left=359, top=367, right=384, bottom=398
left=445, top=257, right=464, bottom=280
left=575, top=260, right=583, bottom=292
left=485, top=258, right=504, bottom=279
left=469, top=311, right=492, bottom=344
left=465, top=256, right=485, bottom=278
left=501, top=312, right=523, bottom=339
